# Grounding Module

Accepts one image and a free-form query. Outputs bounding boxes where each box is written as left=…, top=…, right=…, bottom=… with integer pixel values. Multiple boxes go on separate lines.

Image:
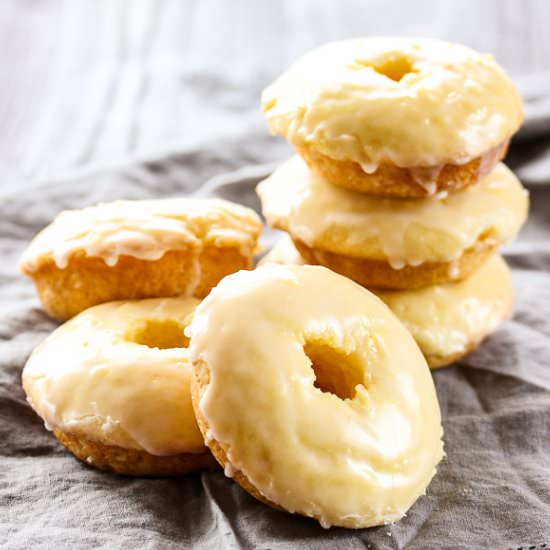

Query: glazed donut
left=376, top=255, right=513, bottom=368
left=262, top=37, right=522, bottom=197
left=261, top=237, right=514, bottom=368
left=257, top=156, right=528, bottom=289
left=19, top=198, right=262, bottom=320
left=22, top=297, right=217, bottom=476
left=187, top=265, right=444, bottom=528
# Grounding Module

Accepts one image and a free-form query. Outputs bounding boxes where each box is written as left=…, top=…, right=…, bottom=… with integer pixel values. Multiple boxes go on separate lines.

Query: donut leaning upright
left=187, top=265, right=444, bottom=528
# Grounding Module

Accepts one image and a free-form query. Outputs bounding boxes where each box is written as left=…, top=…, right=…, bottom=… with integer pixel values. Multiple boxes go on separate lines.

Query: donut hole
left=351, top=55, right=416, bottom=82
left=304, top=342, right=365, bottom=400
left=127, top=319, right=189, bottom=349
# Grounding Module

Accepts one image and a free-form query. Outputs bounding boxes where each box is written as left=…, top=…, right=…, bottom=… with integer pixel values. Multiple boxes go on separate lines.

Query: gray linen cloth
left=2, top=136, right=550, bottom=550
left=2, top=1, right=550, bottom=548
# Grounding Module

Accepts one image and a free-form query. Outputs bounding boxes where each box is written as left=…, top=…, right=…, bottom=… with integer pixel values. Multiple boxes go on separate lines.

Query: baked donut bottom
left=297, top=140, right=509, bottom=198
left=292, top=237, right=497, bottom=289
left=24, top=245, right=252, bottom=321
left=54, top=428, right=218, bottom=477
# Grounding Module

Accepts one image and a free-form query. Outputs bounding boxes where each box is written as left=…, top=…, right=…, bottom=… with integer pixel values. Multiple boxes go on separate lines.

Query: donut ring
left=188, top=265, right=444, bottom=528
left=262, top=37, right=522, bottom=197
left=257, top=156, right=528, bottom=289
left=261, top=237, right=514, bottom=369
left=22, top=297, right=217, bottom=476
left=19, top=198, right=262, bottom=320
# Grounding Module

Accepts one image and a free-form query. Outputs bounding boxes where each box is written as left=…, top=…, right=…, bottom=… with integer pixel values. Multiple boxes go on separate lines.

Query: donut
left=22, top=297, right=217, bottom=476
left=19, top=198, right=262, bottom=320
left=257, top=156, right=528, bottom=289
left=262, top=38, right=522, bottom=197
left=261, top=237, right=513, bottom=368
left=187, top=265, right=444, bottom=528
left=376, top=255, right=513, bottom=368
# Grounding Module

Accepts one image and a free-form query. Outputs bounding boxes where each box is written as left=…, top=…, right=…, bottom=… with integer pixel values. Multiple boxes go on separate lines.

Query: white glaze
left=263, top=37, right=523, bottom=169
left=257, top=156, right=528, bottom=266
left=187, top=265, right=444, bottom=528
left=23, top=297, right=205, bottom=456
left=19, top=198, right=262, bottom=272
left=376, top=255, right=513, bottom=358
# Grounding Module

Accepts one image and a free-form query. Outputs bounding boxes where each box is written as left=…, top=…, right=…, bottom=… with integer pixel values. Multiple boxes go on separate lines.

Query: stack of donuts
left=17, top=37, right=529, bottom=530
left=258, top=37, right=529, bottom=368
left=20, top=198, right=264, bottom=475
left=19, top=193, right=444, bottom=529
left=19, top=192, right=445, bottom=528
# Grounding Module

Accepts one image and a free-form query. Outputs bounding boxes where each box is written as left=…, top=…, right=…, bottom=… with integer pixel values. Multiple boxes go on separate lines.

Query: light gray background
left=1, top=1, right=549, bottom=549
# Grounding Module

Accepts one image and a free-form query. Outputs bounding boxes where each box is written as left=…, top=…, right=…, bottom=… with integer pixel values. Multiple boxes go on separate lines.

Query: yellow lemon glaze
left=257, top=156, right=528, bottom=267
left=262, top=237, right=513, bottom=359
left=22, top=297, right=204, bottom=456
left=187, top=265, right=444, bottom=528
left=19, top=198, right=262, bottom=271
left=263, top=37, right=523, bottom=169
left=376, top=255, right=512, bottom=357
